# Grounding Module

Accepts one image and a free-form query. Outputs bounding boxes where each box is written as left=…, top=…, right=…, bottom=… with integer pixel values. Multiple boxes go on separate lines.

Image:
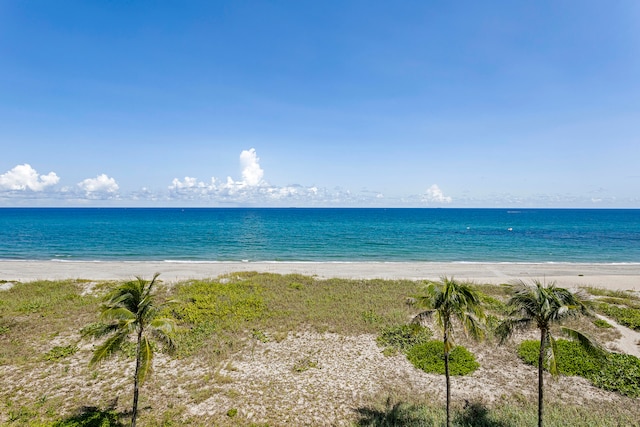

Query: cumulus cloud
left=169, top=176, right=216, bottom=191
left=169, top=148, right=266, bottom=198
left=0, top=164, right=59, bottom=191
left=78, top=174, right=119, bottom=197
left=239, top=148, right=264, bottom=187
left=168, top=148, right=386, bottom=206
left=422, top=184, right=452, bottom=204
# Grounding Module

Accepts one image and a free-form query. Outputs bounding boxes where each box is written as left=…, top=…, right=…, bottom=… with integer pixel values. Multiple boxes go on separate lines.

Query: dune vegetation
left=1, top=273, right=639, bottom=426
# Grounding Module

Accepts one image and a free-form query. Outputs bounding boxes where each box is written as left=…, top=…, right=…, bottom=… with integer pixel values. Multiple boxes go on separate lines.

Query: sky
left=1, top=0, right=639, bottom=207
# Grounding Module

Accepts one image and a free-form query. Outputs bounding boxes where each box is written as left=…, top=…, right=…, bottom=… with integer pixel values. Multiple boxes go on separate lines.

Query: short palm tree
left=496, top=280, right=602, bottom=427
left=85, top=273, right=176, bottom=427
left=413, top=276, right=486, bottom=427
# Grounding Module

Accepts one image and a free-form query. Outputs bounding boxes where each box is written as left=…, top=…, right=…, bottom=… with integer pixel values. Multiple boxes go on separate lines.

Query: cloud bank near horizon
left=0, top=149, right=629, bottom=207
left=0, top=149, right=452, bottom=206
left=166, top=149, right=383, bottom=205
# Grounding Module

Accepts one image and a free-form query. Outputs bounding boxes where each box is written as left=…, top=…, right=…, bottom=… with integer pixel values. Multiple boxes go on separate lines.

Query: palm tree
left=85, top=273, right=176, bottom=427
left=413, top=276, right=486, bottom=427
left=496, top=280, right=602, bottom=427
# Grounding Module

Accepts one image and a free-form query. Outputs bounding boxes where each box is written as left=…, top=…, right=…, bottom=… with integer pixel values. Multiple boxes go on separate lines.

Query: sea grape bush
left=407, top=340, right=479, bottom=376
left=597, top=303, right=640, bottom=331
left=377, top=324, right=433, bottom=353
left=517, top=339, right=640, bottom=397
left=517, top=340, right=602, bottom=378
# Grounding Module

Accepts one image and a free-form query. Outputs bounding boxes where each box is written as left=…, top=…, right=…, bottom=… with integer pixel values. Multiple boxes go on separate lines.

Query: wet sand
left=1, top=261, right=639, bottom=290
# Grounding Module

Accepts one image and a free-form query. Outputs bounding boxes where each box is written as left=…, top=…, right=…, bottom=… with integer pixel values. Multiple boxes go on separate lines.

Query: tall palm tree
left=85, top=273, right=176, bottom=427
left=496, top=280, right=602, bottom=427
left=413, top=276, right=486, bottom=427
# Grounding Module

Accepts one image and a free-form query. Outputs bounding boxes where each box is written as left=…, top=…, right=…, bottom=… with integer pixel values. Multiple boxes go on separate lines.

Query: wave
left=2, top=258, right=639, bottom=266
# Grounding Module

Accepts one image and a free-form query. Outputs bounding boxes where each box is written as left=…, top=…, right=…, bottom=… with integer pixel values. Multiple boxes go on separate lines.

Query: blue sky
left=1, top=1, right=638, bottom=207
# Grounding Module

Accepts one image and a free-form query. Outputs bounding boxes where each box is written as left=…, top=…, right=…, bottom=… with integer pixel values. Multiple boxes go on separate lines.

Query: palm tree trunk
left=538, top=328, right=546, bottom=427
left=131, top=326, right=143, bottom=427
left=445, top=348, right=451, bottom=427
left=444, top=325, right=451, bottom=427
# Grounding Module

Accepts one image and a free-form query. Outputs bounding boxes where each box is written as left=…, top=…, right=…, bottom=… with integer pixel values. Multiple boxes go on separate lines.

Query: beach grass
left=1, top=274, right=640, bottom=426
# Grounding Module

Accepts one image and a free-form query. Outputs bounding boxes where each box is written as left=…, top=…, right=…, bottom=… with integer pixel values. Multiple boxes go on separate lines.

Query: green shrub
left=407, top=340, right=479, bottom=376
left=591, top=353, right=640, bottom=398
left=597, top=303, right=640, bottom=331
left=517, top=339, right=640, bottom=397
left=376, top=324, right=432, bottom=353
left=584, top=286, right=640, bottom=301
left=517, top=340, right=602, bottom=377
left=599, top=297, right=640, bottom=309
left=45, top=345, right=78, bottom=361
left=593, top=318, right=613, bottom=329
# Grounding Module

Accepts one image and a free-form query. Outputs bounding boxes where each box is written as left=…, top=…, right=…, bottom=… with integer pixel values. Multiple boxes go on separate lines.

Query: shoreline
left=1, top=260, right=639, bottom=290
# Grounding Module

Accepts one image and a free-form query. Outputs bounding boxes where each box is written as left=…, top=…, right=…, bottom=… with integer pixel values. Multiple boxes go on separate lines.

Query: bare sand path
left=1, top=260, right=639, bottom=290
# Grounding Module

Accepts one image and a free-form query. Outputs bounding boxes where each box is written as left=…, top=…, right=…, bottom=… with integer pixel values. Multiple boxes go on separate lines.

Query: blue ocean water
left=0, top=208, right=638, bottom=263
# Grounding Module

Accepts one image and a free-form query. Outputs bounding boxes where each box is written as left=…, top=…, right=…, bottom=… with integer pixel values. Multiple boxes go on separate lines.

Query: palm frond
left=561, top=327, right=606, bottom=357
left=149, top=329, right=175, bottom=354
left=89, top=332, right=127, bottom=366
left=137, top=336, right=153, bottom=384
left=150, top=317, right=177, bottom=336
left=106, top=287, right=136, bottom=305
left=415, top=276, right=487, bottom=347
left=412, top=281, right=439, bottom=309
left=81, top=322, right=120, bottom=338
left=546, top=334, right=559, bottom=376
left=141, top=273, right=160, bottom=300
left=459, top=312, right=486, bottom=341
left=101, top=307, right=136, bottom=322
left=149, top=317, right=177, bottom=353
left=495, top=317, right=533, bottom=344
left=443, top=337, right=455, bottom=354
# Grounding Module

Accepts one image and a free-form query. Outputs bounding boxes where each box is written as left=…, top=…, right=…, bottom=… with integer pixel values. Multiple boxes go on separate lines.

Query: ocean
left=0, top=208, right=638, bottom=263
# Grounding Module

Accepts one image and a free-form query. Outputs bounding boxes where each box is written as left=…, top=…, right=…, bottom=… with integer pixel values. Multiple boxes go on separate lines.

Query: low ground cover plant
left=44, top=345, right=78, bottom=362
left=376, top=323, right=433, bottom=354
left=407, top=340, right=480, bottom=376
left=592, top=318, right=613, bottom=329
left=596, top=302, right=640, bottom=331
left=518, top=339, right=640, bottom=397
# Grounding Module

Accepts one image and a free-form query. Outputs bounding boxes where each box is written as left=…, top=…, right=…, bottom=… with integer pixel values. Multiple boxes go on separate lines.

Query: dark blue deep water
left=0, top=208, right=638, bottom=263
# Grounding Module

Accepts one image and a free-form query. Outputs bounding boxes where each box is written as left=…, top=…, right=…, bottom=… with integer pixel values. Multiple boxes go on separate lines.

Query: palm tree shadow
left=354, top=398, right=436, bottom=426
left=354, top=399, right=509, bottom=427
left=55, top=401, right=125, bottom=427
left=453, top=401, right=509, bottom=427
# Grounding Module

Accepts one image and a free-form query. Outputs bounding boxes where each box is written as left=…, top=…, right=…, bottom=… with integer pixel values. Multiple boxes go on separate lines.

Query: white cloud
left=239, top=148, right=264, bottom=187
left=422, top=184, right=452, bottom=204
left=78, top=174, right=119, bottom=197
left=0, top=164, right=59, bottom=191
left=169, top=148, right=267, bottom=199
left=166, top=149, right=397, bottom=206
left=169, top=176, right=216, bottom=191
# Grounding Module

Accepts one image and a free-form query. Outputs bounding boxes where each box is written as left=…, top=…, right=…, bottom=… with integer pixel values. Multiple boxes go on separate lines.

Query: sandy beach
left=1, top=260, right=639, bottom=291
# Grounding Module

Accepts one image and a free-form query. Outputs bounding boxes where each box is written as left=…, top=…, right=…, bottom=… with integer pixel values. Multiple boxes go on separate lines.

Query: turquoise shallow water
left=0, top=208, right=638, bottom=263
